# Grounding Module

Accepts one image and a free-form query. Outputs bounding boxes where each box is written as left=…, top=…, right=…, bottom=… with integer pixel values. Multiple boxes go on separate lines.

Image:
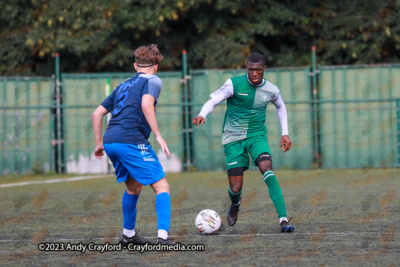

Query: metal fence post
left=1, top=78, right=6, bottom=175
left=182, top=50, right=191, bottom=170
left=188, top=68, right=195, bottom=169
left=105, top=77, right=112, bottom=174
left=55, top=53, right=63, bottom=173
left=311, top=46, right=320, bottom=168
left=397, top=99, right=400, bottom=166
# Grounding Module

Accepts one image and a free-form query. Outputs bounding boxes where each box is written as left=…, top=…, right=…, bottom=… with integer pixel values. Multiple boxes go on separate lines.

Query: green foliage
left=1, top=0, right=399, bottom=76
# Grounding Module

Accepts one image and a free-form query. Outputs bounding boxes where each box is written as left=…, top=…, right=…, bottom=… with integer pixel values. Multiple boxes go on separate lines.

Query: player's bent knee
left=150, top=177, right=170, bottom=194
left=126, top=187, right=142, bottom=195
left=258, top=162, right=273, bottom=174
left=229, top=184, right=242, bottom=193
left=125, top=179, right=143, bottom=195
left=125, top=182, right=143, bottom=194
left=255, top=153, right=272, bottom=167
left=228, top=175, right=244, bottom=192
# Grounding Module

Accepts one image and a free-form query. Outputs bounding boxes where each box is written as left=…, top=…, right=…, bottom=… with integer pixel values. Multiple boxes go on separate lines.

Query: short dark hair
left=247, top=52, right=265, bottom=65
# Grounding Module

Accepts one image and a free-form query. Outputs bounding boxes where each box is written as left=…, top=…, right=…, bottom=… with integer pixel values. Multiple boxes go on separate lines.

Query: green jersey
left=210, top=74, right=282, bottom=145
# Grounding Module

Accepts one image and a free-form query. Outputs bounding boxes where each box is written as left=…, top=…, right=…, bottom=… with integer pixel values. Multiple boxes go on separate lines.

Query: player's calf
left=226, top=168, right=245, bottom=226
left=259, top=161, right=294, bottom=233
left=227, top=184, right=242, bottom=226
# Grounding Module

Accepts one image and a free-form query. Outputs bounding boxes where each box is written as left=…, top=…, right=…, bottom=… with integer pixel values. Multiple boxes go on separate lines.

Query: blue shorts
left=104, top=143, right=165, bottom=186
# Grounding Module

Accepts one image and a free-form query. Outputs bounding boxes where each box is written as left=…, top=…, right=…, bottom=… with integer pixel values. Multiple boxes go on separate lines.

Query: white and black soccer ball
left=195, top=209, right=221, bottom=234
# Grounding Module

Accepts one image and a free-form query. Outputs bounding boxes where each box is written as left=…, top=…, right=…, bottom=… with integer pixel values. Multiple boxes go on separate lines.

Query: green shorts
left=224, top=136, right=272, bottom=171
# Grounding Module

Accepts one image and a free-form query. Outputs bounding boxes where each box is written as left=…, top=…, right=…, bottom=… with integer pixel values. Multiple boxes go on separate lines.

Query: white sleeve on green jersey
left=198, top=99, right=215, bottom=119
left=198, top=79, right=233, bottom=119
left=272, top=93, right=289, bottom=136
left=210, top=79, right=233, bottom=104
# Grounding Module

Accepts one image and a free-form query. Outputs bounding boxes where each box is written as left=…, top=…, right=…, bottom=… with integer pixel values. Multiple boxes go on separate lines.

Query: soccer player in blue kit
left=92, top=44, right=175, bottom=245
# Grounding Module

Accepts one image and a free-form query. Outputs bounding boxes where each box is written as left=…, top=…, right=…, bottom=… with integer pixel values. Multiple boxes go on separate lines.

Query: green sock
left=263, top=171, right=287, bottom=218
left=228, top=187, right=242, bottom=204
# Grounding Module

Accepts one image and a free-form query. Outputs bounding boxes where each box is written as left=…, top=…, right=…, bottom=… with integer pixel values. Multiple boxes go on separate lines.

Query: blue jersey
left=101, top=72, right=162, bottom=145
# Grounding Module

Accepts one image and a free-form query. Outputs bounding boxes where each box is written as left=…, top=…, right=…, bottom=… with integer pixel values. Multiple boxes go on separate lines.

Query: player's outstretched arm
left=92, top=105, right=109, bottom=159
left=142, top=94, right=171, bottom=157
left=192, top=98, right=219, bottom=128
left=272, top=93, right=292, bottom=153
left=192, top=99, right=216, bottom=128
left=192, top=79, right=234, bottom=128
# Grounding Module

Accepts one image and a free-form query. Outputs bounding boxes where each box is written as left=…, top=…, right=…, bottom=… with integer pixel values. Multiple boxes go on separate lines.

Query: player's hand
left=192, top=116, right=205, bottom=128
left=156, top=135, right=171, bottom=157
left=281, top=135, right=292, bottom=153
left=94, top=144, right=105, bottom=159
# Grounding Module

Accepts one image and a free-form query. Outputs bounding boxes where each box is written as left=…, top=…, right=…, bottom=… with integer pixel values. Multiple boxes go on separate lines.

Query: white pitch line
left=201, top=232, right=381, bottom=237
left=0, top=174, right=113, bottom=188
left=0, top=232, right=383, bottom=243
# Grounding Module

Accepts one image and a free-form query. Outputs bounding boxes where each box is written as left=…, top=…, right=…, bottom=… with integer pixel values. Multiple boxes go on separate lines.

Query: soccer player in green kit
left=192, top=52, right=294, bottom=232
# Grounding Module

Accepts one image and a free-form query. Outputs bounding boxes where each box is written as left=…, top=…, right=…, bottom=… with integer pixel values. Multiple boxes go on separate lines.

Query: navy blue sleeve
left=142, top=77, right=162, bottom=103
left=101, top=91, right=115, bottom=112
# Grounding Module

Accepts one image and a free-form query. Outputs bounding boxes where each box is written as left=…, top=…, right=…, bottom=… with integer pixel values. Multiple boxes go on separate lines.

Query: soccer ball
left=195, top=209, right=221, bottom=234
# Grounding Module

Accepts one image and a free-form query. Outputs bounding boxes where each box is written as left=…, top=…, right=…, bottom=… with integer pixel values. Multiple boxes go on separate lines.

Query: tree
left=1, top=0, right=399, bottom=76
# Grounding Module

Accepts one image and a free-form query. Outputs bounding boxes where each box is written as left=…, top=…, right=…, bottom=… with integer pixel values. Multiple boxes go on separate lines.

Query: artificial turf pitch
left=0, top=169, right=399, bottom=266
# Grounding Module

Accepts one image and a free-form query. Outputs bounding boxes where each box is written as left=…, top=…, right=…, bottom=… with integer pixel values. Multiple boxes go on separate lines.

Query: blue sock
left=155, top=192, right=171, bottom=232
left=122, top=191, right=139, bottom=230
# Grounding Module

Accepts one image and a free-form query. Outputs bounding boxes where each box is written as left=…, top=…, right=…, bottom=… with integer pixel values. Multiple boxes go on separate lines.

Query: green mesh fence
left=1, top=65, right=399, bottom=175
left=319, top=65, right=400, bottom=169
left=1, top=76, right=55, bottom=175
